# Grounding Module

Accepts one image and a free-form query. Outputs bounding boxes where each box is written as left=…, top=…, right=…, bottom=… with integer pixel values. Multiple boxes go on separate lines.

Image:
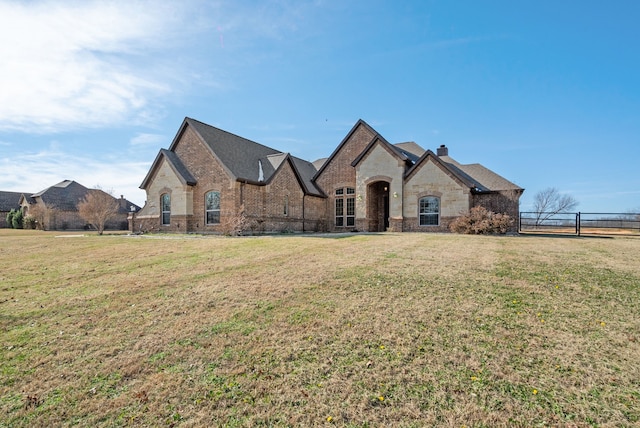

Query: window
left=283, top=195, right=289, bottom=216
left=335, top=187, right=355, bottom=227
left=419, top=196, right=439, bottom=226
left=205, top=191, right=220, bottom=225
left=161, top=193, right=171, bottom=226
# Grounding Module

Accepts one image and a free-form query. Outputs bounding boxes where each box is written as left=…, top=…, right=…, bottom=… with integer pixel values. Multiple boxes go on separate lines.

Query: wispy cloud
left=130, top=133, right=166, bottom=147
left=0, top=0, right=329, bottom=134
left=0, top=1, right=204, bottom=133
left=0, top=147, right=149, bottom=205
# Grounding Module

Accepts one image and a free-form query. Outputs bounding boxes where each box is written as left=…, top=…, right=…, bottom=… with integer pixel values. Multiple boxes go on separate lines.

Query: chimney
left=437, top=144, right=448, bottom=156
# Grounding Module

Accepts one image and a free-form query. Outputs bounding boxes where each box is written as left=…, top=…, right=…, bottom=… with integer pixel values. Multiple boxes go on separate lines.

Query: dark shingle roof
left=185, top=118, right=281, bottom=183
left=394, top=142, right=425, bottom=159
left=289, top=156, right=324, bottom=196
left=439, top=155, right=523, bottom=192
left=0, top=191, right=30, bottom=211
left=31, top=180, right=91, bottom=211
left=139, top=149, right=197, bottom=189
left=181, top=118, right=323, bottom=196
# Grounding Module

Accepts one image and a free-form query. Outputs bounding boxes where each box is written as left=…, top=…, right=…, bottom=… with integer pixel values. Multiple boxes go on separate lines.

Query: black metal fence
left=519, top=212, right=640, bottom=236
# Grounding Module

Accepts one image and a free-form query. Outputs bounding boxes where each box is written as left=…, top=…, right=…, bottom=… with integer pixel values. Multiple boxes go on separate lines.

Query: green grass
left=1, top=229, right=639, bottom=426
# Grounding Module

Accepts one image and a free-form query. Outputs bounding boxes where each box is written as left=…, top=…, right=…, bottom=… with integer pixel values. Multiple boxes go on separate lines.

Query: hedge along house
left=134, top=117, right=523, bottom=233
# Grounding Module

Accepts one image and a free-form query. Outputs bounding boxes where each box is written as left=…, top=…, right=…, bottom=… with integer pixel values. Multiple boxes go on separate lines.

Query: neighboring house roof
left=112, top=193, right=142, bottom=214
left=31, top=180, right=92, bottom=211
left=24, top=180, right=140, bottom=213
left=0, top=191, right=30, bottom=211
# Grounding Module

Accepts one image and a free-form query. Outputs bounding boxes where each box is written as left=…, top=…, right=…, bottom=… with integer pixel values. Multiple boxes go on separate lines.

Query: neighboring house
left=19, top=180, right=141, bottom=231
left=0, top=191, right=32, bottom=228
left=134, top=117, right=523, bottom=233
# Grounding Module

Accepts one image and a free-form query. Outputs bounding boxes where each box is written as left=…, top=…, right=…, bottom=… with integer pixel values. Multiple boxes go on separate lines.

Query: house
left=134, top=118, right=523, bottom=234
left=19, top=180, right=141, bottom=231
left=0, top=191, right=33, bottom=228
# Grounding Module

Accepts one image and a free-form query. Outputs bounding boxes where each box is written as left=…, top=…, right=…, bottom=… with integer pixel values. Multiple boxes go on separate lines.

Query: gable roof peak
left=313, top=118, right=383, bottom=180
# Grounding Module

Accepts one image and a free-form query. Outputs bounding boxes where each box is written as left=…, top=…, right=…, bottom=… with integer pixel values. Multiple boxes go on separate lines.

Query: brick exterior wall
left=134, top=120, right=521, bottom=235
left=135, top=126, right=328, bottom=234
left=315, top=123, right=375, bottom=232
left=472, top=190, right=522, bottom=232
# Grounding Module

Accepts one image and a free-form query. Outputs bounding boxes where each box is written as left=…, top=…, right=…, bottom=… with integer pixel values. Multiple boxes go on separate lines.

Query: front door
left=367, top=181, right=390, bottom=232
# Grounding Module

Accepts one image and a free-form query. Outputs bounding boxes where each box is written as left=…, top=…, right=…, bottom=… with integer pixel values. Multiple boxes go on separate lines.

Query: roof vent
left=437, top=144, right=448, bottom=156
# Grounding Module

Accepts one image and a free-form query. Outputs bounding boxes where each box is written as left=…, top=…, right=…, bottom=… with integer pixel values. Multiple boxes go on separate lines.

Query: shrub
left=6, top=209, right=16, bottom=228
left=449, top=206, right=513, bottom=235
left=23, top=216, right=37, bottom=229
left=11, top=210, right=24, bottom=229
left=221, top=210, right=248, bottom=236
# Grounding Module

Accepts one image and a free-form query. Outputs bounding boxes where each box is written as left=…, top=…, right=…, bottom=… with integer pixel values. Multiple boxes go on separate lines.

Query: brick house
left=19, top=180, right=140, bottom=231
left=134, top=118, right=523, bottom=234
left=0, top=191, right=32, bottom=228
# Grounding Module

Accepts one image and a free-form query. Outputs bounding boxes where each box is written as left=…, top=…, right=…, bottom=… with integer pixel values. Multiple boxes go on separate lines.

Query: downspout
left=302, top=194, right=306, bottom=232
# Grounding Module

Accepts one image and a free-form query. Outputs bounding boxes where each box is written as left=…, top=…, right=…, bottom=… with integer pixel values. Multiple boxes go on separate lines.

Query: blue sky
left=1, top=0, right=639, bottom=212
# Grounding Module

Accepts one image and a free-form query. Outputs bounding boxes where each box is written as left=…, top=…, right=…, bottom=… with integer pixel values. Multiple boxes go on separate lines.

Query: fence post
left=576, top=212, right=581, bottom=236
left=519, top=212, right=522, bottom=233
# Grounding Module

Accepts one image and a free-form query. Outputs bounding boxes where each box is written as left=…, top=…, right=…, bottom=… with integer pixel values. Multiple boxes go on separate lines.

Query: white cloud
left=0, top=0, right=197, bottom=133
left=0, top=147, right=149, bottom=206
left=130, top=133, right=166, bottom=147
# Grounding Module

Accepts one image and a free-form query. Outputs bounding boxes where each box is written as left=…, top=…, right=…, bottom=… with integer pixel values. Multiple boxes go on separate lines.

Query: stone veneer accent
left=135, top=119, right=522, bottom=234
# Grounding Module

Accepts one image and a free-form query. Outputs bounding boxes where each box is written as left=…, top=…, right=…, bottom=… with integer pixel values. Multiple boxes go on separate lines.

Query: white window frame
left=419, top=196, right=440, bottom=226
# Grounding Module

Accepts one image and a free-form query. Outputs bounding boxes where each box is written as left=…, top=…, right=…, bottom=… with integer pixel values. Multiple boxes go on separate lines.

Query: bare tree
left=533, top=187, right=579, bottom=227
left=77, top=188, right=120, bottom=235
left=28, top=203, right=52, bottom=230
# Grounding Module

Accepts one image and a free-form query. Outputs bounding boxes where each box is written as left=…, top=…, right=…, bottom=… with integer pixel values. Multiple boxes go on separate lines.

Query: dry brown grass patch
left=1, top=230, right=639, bottom=426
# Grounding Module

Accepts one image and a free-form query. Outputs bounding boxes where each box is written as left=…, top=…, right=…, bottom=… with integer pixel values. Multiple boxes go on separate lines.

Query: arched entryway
left=367, top=181, right=390, bottom=232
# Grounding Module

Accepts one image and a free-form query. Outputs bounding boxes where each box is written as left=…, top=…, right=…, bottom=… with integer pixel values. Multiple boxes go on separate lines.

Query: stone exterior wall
left=355, top=142, right=405, bottom=231
left=403, top=158, right=471, bottom=232
left=315, top=123, right=375, bottom=232
left=134, top=158, right=193, bottom=233
left=134, top=120, right=521, bottom=235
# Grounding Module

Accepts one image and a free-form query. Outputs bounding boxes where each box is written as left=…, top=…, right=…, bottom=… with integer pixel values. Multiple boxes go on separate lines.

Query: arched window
left=161, top=193, right=171, bottom=225
left=419, top=196, right=439, bottom=226
left=205, top=191, right=221, bottom=225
